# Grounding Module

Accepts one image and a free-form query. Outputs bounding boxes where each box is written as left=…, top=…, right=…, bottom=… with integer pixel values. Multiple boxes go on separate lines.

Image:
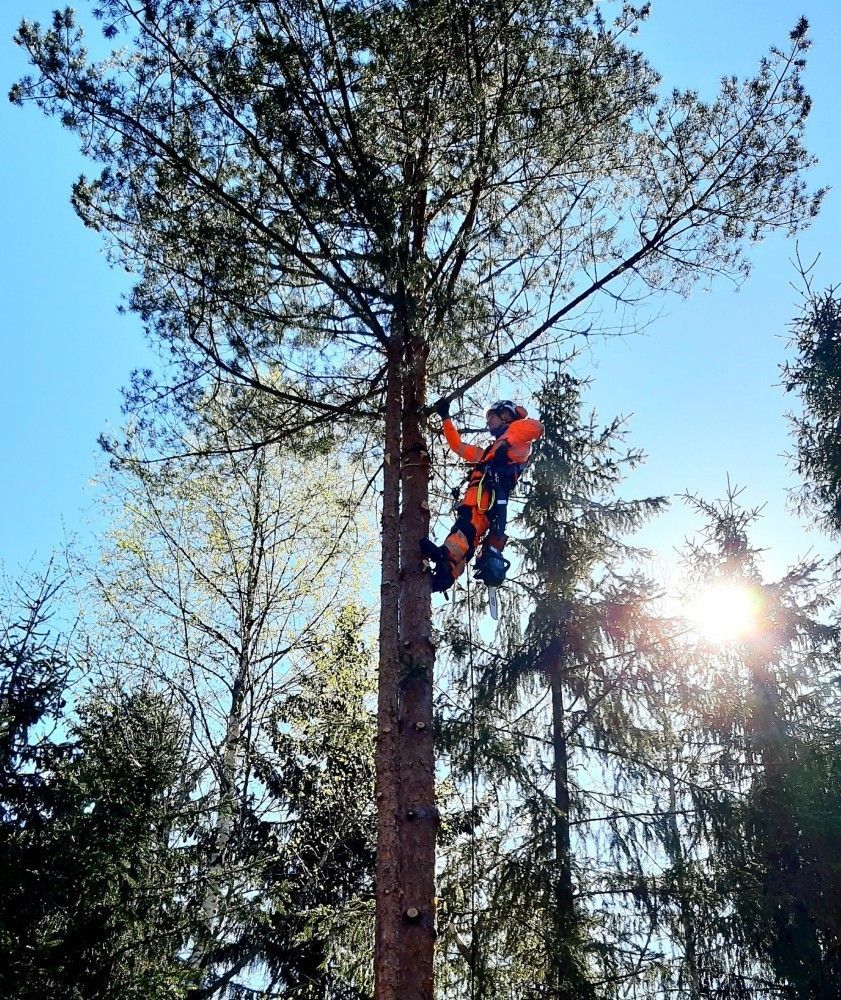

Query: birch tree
left=85, top=425, right=371, bottom=995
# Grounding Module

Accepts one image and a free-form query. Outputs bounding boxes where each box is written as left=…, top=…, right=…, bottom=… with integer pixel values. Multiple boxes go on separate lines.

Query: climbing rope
left=475, top=472, right=495, bottom=514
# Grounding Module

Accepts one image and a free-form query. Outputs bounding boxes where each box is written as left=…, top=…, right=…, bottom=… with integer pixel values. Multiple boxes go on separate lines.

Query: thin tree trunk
left=397, top=330, right=437, bottom=999
left=747, top=649, right=787, bottom=781
left=665, top=760, right=701, bottom=999
left=186, top=645, right=252, bottom=998
left=192, top=497, right=263, bottom=985
left=200, top=664, right=246, bottom=926
left=374, top=344, right=403, bottom=1000
left=548, top=655, right=575, bottom=997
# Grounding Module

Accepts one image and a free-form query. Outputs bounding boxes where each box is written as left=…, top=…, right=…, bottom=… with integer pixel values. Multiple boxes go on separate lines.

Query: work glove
left=435, top=398, right=451, bottom=419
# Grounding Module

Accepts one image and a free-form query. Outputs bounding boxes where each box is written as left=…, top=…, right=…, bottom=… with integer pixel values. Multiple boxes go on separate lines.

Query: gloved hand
left=435, top=398, right=451, bottom=419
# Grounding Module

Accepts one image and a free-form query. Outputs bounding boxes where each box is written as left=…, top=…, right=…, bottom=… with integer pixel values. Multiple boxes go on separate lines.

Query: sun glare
left=687, top=582, right=761, bottom=643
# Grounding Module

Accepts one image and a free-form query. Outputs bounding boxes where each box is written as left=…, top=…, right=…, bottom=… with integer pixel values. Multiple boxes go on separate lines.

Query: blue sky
left=2, top=1, right=840, bottom=583
left=577, top=1, right=841, bottom=580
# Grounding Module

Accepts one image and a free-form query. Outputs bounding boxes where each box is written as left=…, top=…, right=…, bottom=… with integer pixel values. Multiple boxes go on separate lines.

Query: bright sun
left=687, top=582, right=761, bottom=643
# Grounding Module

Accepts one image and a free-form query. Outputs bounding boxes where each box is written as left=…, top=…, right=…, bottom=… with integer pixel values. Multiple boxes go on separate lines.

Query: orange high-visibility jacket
left=442, top=415, right=543, bottom=480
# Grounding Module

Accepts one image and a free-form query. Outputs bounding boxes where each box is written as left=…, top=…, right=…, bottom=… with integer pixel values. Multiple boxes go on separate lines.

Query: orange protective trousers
left=441, top=479, right=500, bottom=584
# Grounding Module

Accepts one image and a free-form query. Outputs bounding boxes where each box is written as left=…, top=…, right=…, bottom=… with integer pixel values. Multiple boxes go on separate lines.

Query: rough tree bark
left=375, top=327, right=437, bottom=999
left=374, top=346, right=403, bottom=1000
left=396, top=328, right=436, bottom=999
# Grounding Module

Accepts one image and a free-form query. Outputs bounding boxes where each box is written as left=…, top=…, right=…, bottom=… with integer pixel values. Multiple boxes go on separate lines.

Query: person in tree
left=422, top=399, right=543, bottom=592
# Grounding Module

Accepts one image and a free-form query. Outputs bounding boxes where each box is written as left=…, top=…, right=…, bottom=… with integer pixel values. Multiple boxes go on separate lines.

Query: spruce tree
left=676, top=492, right=841, bottom=997
left=0, top=574, right=75, bottom=997
left=507, top=373, right=668, bottom=996
left=0, top=578, right=192, bottom=999
left=784, top=283, right=841, bottom=536
left=434, top=373, right=671, bottom=997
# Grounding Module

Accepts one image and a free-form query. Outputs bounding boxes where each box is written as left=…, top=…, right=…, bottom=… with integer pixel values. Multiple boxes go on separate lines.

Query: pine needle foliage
left=10, top=4, right=823, bottom=444
left=784, top=285, right=841, bottom=536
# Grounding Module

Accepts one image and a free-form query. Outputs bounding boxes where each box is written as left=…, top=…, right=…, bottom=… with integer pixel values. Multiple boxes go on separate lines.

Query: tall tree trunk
left=397, top=330, right=437, bottom=998
left=374, top=344, right=403, bottom=1000
left=200, top=662, right=246, bottom=928
left=548, top=655, right=575, bottom=998
left=665, top=759, right=701, bottom=999
left=377, top=137, right=436, bottom=995
left=747, top=648, right=786, bottom=781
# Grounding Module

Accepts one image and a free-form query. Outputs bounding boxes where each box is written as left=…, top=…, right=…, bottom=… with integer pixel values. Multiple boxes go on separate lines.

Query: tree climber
left=422, top=399, right=544, bottom=593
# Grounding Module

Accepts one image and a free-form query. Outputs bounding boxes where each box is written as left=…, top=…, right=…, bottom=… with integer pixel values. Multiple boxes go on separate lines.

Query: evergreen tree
left=33, top=687, right=191, bottom=1000
left=435, top=373, right=672, bottom=998
left=0, top=577, right=192, bottom=999
left=508, top=373, right=666, bottom=997
left=776, top=274, right=841, bottom=993
left=13, top=6, right=823, bottom=993
left=784, top=283, right=841, bottom=535
left=1, top=582, right=377, bottom=998
left=676, top=492, right=841, bottom=998
left=256, top=606, right=377, bottom=999
left=0, top=573, right=75, bottom=995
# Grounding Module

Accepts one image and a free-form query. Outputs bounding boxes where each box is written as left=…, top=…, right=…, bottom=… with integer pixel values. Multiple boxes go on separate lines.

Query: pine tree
left=12, top=6, right=823, bottom=993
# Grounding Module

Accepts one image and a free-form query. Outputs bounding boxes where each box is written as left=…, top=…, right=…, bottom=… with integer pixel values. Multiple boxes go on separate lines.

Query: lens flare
left=687, top=582, right=761, bottom=643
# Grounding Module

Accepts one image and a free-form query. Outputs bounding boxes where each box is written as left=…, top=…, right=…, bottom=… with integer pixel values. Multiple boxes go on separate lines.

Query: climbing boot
left=429, top=562, right=454, bottom=593
left=421, top=539, right=454, bottom=592
left=420, top=537, right=448, bottom=562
